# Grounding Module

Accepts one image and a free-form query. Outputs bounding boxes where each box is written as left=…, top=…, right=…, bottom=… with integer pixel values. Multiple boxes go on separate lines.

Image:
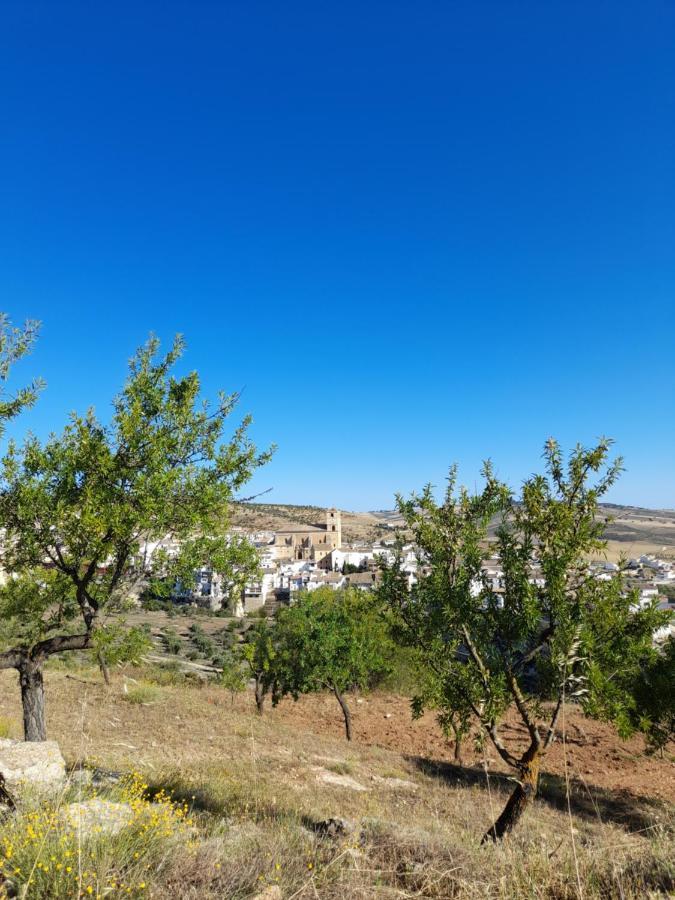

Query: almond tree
left=380, top=440, right=670, bottom=840
left=271, top=587, right=392, bottom=740
left=240, top=618, right=277, bottom=715
left=0, top=313, right=42, bottom=432
left=0, top=336, right=271, bottom=741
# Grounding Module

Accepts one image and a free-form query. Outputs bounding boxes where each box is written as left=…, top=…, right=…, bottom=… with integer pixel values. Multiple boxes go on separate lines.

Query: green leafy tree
left=90, top=622, right=152, bottom=685
left=0, top=335, right=271, bottom=741
left=380, top=440, right=670, bottom=840
left=220, top=652, right=247, bottom=705
left=0, top=314, right=42, bottom=433
left=624, top=635, right=675, bottom=756
left=272, top=587, right=392, bottom=740
left=239, top=618, right=276, bottom=715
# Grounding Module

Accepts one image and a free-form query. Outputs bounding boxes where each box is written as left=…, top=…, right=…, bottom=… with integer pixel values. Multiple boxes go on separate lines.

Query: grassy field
left=0, top=665, right=673, bottom=899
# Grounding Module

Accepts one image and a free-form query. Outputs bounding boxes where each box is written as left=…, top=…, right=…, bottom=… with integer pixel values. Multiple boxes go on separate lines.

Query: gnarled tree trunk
left=333, top=685, right=352, bottom=741
left=0, top=632, right=91, bottom=743
left=482, top=743, right=542, bottom=842
left=19, top=662, right=47, bottom=742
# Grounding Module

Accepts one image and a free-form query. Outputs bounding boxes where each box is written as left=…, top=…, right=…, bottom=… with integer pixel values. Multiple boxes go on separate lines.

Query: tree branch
left=486, top=719, right=521, bottom=769
left=544, top=692, right=564, bottom=750
left=33, top=632, right=91, bottom=661
left=505, top=667, right=541, bottom=746
left=461, top=625, right=491, bottom=690
left=513, top=624, right=554, bottom=673
left=0, top=649, right=23, bottom=670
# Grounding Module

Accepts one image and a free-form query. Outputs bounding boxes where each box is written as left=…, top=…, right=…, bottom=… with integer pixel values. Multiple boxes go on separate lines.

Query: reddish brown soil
left=266, top=691, right=675, bottom=804
left=0, top=669, right=671, bottom=810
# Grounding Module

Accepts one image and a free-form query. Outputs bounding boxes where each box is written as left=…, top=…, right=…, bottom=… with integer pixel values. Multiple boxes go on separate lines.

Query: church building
left=273, top=508, right=342, bottom=564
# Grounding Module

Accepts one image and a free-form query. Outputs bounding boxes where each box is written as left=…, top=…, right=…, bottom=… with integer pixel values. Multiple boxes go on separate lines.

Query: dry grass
left=0, top=772, right=194, bottom=898
left=0, top=668, right=673, bottom=898
left=0, top=717, right=16, bottom=741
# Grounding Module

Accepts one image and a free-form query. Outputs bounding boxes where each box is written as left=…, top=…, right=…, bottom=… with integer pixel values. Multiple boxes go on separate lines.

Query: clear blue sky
left=1, top=2, right=673, bottom=509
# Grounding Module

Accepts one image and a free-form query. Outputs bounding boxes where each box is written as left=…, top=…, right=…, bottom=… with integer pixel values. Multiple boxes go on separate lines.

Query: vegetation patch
left=0, top=772, right=193, bottom=899
left=122, top=683, right=165, bottom=705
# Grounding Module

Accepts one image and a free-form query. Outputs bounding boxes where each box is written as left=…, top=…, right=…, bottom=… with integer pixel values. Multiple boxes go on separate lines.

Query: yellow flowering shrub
left=0, top=772, right=194, bottom=899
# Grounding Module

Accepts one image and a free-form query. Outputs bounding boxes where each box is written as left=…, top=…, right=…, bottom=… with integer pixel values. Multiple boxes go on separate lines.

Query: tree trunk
left=98, top=651, right=111, bottom=686
left=19, top=663, right=47, bottom=742
left=333, top=685, right=352, bottom=741
left=450, top=720, right=463, bottom=763
left=254, top=678, right=265, bottom=715
left=482, top=744, right=542, bottom=842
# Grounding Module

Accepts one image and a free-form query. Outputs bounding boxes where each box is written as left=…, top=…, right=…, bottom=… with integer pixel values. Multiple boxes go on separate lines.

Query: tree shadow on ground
left=144, top=772, right=306, bottom=828
left=407, top=755, right=670, bottom=834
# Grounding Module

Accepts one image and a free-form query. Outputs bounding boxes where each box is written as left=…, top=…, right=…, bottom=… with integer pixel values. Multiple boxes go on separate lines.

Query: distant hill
left=230, top=503, right=393, bottom=544
left=232, top=502, right=675, bottom=559
left=596, top=504, right=675, bottom=555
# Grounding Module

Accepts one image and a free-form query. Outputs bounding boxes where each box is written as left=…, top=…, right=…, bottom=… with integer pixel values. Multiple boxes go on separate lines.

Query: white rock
left=312, top=767, right=368, bottom=792
left=62, top=799, right=134, bottom=836
left=371, top=775, right=418, bottom=791
left=252, top=887, right=282, bottom=900
left=0, top=739, right=65, bottom=795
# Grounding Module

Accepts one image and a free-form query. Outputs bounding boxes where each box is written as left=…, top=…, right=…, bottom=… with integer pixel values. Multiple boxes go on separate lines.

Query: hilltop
left=231, top=503, right=393, bottom=545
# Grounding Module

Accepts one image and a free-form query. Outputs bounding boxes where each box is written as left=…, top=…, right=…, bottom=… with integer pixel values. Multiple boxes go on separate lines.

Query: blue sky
left=1, top=2, right=673, bottom=509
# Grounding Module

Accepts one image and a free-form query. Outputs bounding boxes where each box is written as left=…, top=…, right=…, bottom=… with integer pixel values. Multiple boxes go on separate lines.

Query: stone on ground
left=61, top=799, right=134, bottom=837
left=0, top=738, right=65, bottom=796
left=252, top=886, right=282, bottom=900
left=311, top=816, right=356, bottom=838
left=312, top=767, right=368, bottom=792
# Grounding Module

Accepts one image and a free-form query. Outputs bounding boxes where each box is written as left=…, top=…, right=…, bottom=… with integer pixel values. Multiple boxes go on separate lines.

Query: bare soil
left=267, top=691, right=675, bottom=803
left=0, top=670, right=671, bottom=807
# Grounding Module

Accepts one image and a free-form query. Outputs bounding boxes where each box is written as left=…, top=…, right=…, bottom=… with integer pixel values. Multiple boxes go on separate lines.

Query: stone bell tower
left=326, top=508, right=342, bottom=549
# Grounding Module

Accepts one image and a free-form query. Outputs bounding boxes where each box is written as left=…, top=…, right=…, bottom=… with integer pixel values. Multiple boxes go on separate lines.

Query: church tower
left=326, top=508, right=342, bottom=549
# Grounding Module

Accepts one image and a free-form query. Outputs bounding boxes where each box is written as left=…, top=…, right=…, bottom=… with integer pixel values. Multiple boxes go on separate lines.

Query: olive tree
left=0, top=336, right=271, bottom=741
left=380, top=440, right=670, bottom=841
left=272, top=587, right=392, bottom=740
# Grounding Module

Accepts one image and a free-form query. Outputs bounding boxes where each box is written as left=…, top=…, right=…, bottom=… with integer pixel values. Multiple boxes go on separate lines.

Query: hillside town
left=184, top=508, right=395, bottom=615
left=179, top=507, right=675, bottom=637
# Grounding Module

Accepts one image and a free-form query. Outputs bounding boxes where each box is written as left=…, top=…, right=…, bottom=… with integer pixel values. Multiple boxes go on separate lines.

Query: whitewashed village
left=177, top=508, right=398, bottom=616
left=168, top=506, right=675, bottom=641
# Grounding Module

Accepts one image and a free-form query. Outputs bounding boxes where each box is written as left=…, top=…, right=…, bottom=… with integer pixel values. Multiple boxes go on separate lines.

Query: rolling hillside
left=231, top=502, right=675, bottom=559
